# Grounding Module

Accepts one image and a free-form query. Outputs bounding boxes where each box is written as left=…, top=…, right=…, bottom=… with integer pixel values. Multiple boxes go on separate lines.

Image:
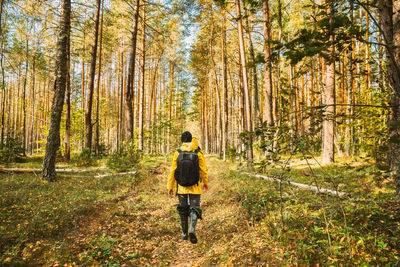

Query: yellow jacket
left=167, top=138, right=208, bottom=194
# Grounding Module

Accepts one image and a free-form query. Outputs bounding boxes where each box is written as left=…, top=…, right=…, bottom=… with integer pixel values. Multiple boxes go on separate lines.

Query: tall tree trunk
left=81, top=21, right=86, bottom=131
left=263, top=0, right=274, bottom=128
left=138, top=3, right=146, bottom=151
left=244, top=6, right=260, bottom=128
left=42, top=0, right=71, bottom=181
left=119, top=47, right=125, bottom=147
left=209, top=8, right=223, bottom=157
left=222, top=11, right=228, bottom=161
left=125, top=0, right=140, bottom=143
left=0, top=21, right=5, bottom=145
left=95, top=0, right=104, bottom=155
left=0, top=0, right=4, bottom=35
left=235, top=0, right=253, bottom=167
left=65, top=39, right=71, bottom=160
left=22, top=39, right=29, bottom=155
left=85, top=0, right=101, bottom=152
left=30, top=52, right=36, bottom=154
left=322, top=1, right=335, bottom=164
left=167, top=60, right=174, bottom=153
left=379, top=0, right=400, bottom=177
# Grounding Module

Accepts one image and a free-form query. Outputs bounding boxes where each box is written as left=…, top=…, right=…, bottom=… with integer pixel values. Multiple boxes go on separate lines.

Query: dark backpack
left=174, top=148, right=200, bottom=187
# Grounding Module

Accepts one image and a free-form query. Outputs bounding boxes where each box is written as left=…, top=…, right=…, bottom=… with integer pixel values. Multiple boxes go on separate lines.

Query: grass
left=226, top=155, right=400, bottom=265
left=254, top=154, right=397, bottom=198
left=1, top=154, right=399, bottom=265
left=0, top=166, right=141, bottom=265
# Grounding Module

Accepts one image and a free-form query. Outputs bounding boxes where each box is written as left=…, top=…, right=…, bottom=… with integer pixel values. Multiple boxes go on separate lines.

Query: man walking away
left=168, top=131, right=208, bottom=244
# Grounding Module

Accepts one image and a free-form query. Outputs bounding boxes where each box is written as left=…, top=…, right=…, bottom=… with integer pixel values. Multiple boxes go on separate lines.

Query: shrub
left=0, top=137, right=25, bottom=163
left=107, top=142, right=142, bottom=171
left=71, top=148, right=96, bottom=166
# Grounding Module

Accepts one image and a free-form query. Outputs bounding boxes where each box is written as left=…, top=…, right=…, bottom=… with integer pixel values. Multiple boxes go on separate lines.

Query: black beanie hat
left=181, top=131, right=192, bottom=143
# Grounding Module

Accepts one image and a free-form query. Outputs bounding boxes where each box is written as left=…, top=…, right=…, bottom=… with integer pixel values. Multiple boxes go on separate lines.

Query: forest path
left=111, top=156, right=277, bottom=266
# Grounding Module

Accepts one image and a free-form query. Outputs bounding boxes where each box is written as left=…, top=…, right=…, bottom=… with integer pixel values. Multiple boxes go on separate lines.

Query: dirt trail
left=114, top=156, right=277, bottom=266
left=69, top=156, right=277, bottom=266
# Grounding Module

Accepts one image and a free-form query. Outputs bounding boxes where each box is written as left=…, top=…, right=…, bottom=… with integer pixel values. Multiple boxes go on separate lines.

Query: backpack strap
left=175, top=149, right=181, bottom=196
left=194, top=148, right=200, bottom=153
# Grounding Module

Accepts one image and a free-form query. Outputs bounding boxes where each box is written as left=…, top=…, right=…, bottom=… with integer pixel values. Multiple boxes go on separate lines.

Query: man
left=168, top=131, right=208, bottom=244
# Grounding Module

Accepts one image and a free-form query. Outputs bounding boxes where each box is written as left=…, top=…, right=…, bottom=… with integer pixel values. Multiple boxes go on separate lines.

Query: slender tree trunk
left=30, top=52, right=36, bottom=154
left=322, top=1, right=335, bottom=164
left=167, top=61, right=174, bottom=153
left=22, top=39, right=29, bottom=155
left=0, top=22, right=5, bottom=145
left=236, top=0, right=253, bottom=167
left=42, top=0, right=71, bottom=181
left=95, top=0, right=104, bottom=155
left=345, top=0, right=355, bottom=157
left=0, top=0, right=4, bottom=35
left=244, top=6, right=260, bottom=129
left=209, top=9, right=223, bottom=157
left=116, top=48, right=121, bottom=150
left=138, top=3, right=146, bottom=150
left=65, top=19, right=71, bottom=161
left=85, top=0, right=101, bottom=152
left=222, top=11, right=228, bottom=161
left=81, top=22, right=86, bottom=128
left=119, top=47, right=125, bottom=146
left=263, top=0, right=274, bottom=128
left=125, top=0, right=140, bottom=143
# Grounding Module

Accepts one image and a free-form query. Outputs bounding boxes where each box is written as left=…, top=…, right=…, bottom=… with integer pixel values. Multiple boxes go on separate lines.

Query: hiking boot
left=189, top=211, right=198, bottom=244
left=180, top=215, right=188, bottom=240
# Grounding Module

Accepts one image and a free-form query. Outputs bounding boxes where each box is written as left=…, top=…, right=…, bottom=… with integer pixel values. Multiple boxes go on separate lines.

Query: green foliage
left=80, top=235, right=116, bottom=264
left=106, top=142, right=142, bottom=172
left=284, top=2, right=366, bottom=65
left=223, top=165, right=400, bottom=266
left=0, top=137, right=25, bottom=163
left=70, top=148, right=96, bottom=167
left=0, top=169, right=139, bottom=265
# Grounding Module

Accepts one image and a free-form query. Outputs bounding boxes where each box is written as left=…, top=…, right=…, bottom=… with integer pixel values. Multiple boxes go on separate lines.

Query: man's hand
left=168, top=189, right=174, bottom=197
left=203, top=184, right=208, bottom=192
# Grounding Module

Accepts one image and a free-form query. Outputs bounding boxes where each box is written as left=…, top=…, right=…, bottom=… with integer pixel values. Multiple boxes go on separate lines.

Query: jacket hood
left=180, top=138, right=199, bottom=151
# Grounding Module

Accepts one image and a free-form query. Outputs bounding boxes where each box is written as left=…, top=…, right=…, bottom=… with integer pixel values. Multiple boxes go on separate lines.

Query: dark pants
left=177, top=194, right=202, bottom=219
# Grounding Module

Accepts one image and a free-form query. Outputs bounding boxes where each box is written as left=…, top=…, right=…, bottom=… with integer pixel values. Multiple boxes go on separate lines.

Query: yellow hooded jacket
left=167, top=138, right=208, bottom=194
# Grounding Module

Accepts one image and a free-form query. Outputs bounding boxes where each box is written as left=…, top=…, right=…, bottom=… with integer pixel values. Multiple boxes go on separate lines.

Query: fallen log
left=94, top=171, right=137, bottom=178
left=242, top=172, right=347, bottom=197
left=0, top=168, right=108, bottom=173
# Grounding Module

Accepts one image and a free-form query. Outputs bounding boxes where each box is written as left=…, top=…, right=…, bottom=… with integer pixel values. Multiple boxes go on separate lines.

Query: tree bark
left=0, top=18, right=5, bottom=145
left=379, top=0, right=400, bottom=175
left=244, top=6, right=260, bottom=128
left=95, top=0, right=104, bottom=155
left=263, top=0, right=274, bottom=128
left=22, top=39, right=29, bottom=155
left=322, top=1, right=335, bottom=165
left=30, top=52, right=36, bottom=154
left=167, top=60, right=174, bottom=153
left=125, top=0, right=140, bottom=143
left=42, top=0, right=71, bottom=181
left=85, top=0, right=101, bottom=152
left=65, top=21, right=71, bottom=161
left=222, top=11, right=228, bottom=161
left=235, top=0, right=253, bottom=167
left=0, top=0, right=4, bottom=35
left=138, top=3, right=146, bottom=151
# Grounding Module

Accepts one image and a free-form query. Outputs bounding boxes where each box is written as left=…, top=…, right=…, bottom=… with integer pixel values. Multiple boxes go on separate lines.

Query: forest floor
left=1, top=155, right=400, bottom=266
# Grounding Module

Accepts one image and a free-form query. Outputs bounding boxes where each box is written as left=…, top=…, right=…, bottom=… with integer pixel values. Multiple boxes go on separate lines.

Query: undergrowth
left=0, top=170, right=140, bottom=265
left=222, top=162, right=400, bottom=266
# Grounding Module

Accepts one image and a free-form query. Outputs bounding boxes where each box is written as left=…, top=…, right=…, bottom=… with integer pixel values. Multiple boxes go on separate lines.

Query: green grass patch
left=223, top=165, right=400, bottom=266
left=0, top=169, right=140, bottom=265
